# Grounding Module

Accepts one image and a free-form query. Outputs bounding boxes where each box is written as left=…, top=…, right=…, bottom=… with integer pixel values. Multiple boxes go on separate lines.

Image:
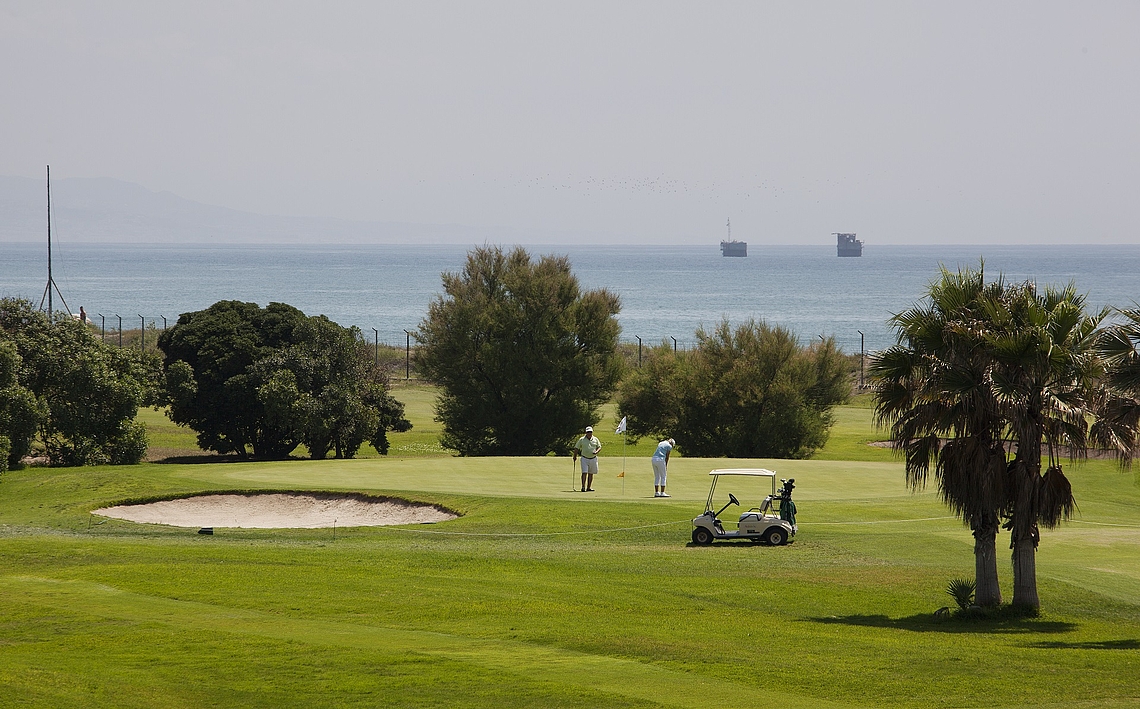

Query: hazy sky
left=3, top=1, right=1138, bottom=244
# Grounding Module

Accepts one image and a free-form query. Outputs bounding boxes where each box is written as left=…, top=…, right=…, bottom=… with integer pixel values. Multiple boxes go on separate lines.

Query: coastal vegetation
left=158, top=300, right=409, bottom=460
left=618, top=319, right=849, bottom=458
left=0, top=297, right=156, bottom=468
left=415, top=246, right=623, bottom=455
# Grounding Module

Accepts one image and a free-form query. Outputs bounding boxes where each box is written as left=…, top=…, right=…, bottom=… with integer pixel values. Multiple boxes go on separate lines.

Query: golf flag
left=615, top=416, right=627, bottom=434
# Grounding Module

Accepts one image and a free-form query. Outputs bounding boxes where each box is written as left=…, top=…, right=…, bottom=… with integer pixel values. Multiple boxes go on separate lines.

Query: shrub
left=946, top=577, right=977, bottom=611
left=618, top=319, right=849, bottom=458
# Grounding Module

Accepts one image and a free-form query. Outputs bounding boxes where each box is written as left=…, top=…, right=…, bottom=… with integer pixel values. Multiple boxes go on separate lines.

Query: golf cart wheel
left=692, top=527, right=714, bottom=545
left=764, top=527, right=788, bottom=546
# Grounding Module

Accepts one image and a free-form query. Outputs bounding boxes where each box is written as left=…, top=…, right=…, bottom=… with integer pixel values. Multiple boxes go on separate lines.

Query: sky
left=2, top=1, right=1138, bottom=245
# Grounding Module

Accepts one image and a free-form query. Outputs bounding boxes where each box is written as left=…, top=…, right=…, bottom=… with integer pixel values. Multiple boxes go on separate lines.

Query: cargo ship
left=721, top=240, right=747, bottom=257
left=721, top=218, right=747, bottom=257
left=836, top=232, right=863, bottom=257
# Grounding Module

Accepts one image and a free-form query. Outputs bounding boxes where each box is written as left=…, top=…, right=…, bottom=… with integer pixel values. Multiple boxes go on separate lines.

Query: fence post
left=403, top=330, right=412, bottom=380
left=116, top=315, right=122, bottom=348
left=372, top=328, right=379, bottom=365
left=857, top=330, right=865, bottom=389
left=99, top=314, right=105, bottom=344
left=139, top=315, right=145, bottom=351
left=671, top=336, right=677, bottom=354
left=635, top=335, right=642, bottom=368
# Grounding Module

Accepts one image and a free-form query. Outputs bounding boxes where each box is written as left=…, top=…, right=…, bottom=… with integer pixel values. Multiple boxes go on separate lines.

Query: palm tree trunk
left=973, top=523, right=1002, bottom=606
left=1011, top=532, right=1039, bottom=609
left=1010, top=419, right=1043, bottom=610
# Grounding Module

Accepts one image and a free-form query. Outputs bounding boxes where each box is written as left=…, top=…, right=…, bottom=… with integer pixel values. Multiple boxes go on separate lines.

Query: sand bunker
left=94, top=493, right=457, bottom=529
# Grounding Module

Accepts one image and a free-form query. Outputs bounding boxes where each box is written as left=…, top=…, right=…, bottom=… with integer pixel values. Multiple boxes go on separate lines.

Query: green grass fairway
left=2, top=458, right=1139, bottom=707
left=2, top=395, right=1139, bottom=707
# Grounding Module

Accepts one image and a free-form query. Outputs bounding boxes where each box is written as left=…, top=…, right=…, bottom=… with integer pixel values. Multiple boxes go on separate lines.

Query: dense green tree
left=159, top=301, right=409, bottom=459
left=250, top=315, right=410, bottom=459
left=0, top=339, right=40, bottom=471
left=415, top=246, right=623, bottom=455
left=618, top=319, right=849, bottom=458
left=0, top=298, right=152, bottom=467
left=0, top=341, right=33, bottom=469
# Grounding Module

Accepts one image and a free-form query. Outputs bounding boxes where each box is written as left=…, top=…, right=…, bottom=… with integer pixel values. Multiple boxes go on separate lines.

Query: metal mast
left=39, top=165, right=71, bottom=320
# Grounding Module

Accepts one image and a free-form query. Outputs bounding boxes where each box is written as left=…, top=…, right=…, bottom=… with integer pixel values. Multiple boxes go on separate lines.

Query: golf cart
left=691, top=469, right=797, bottom=546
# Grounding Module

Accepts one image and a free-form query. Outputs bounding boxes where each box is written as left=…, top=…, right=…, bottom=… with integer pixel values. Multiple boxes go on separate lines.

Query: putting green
left=161, top=455, right=926, bottom=504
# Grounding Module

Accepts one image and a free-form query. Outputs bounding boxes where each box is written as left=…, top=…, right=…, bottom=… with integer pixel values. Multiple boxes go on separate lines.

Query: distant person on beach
left=79, top=306, right=87, bottom=324
left=652, top=438, right=674, bottom=497
left=573, top=426, right=602, bottom=492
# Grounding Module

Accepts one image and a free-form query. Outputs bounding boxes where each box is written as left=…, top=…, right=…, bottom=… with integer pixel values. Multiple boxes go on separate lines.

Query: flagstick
left=621, top=434, right=627, bottom=495
left=614, top=416, right=628, bottom=495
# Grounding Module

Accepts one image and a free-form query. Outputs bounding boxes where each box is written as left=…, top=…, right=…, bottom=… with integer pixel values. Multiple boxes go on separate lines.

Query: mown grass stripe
left=1, top=574, right=862, bottom=709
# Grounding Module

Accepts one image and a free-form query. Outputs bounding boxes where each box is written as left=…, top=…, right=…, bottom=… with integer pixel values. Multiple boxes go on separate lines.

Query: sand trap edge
left=92, top=491, right=460, bottom=530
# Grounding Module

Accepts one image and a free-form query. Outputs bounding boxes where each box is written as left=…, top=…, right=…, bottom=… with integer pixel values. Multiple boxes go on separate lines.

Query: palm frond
left=1038, top=466, right=1076, bottom=529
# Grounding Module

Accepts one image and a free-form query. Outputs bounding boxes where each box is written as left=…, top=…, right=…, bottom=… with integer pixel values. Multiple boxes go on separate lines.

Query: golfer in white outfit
left=573, top=426, right=602, bottom=492
left=652, top=438, right=674, bottom=497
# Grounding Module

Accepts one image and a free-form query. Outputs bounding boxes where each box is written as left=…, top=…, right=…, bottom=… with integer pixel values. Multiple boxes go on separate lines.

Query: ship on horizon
left=836, top=232, right=863, bottom=257
left=721, top=217, right=747, bottom=257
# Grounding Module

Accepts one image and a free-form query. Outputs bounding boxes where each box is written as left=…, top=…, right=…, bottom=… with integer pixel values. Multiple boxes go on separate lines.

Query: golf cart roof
left=708, top=469, right=777, bottom=477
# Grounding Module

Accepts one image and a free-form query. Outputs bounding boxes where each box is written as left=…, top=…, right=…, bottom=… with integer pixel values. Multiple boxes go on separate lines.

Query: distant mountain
left=0, top=175, right=543, bottom=244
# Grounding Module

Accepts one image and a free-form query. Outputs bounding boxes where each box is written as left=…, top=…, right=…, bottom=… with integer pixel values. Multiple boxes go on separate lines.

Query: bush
left=618, top=319, right=849, bottom=458
left=946, top=578, right=977, bottom=611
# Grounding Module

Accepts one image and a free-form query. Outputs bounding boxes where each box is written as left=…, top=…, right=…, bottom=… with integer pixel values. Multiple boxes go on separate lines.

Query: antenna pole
left=39, top=165, right=72, bottom=319
left=47, top=166, right=52, bottom=319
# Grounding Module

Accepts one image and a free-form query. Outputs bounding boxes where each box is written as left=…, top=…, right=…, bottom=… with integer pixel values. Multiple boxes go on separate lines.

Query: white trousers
left=652, top=458, right=667, bottom=486
left=580, top=457, right=598, bottom=475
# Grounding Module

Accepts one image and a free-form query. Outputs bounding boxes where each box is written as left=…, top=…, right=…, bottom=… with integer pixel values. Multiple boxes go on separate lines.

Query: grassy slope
left=1, top=391, right=1139, bottom=707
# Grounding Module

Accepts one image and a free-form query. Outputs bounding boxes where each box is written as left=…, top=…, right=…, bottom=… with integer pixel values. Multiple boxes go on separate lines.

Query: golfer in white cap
left=652, top=438, right=675, bottom=497
left=573, top=426, right=602, bottom=492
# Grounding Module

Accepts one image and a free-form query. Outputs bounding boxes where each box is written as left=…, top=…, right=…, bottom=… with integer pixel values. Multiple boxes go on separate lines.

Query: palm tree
left=1092, top=307, right=1140, bottom=470
left=986, top=282, right=1108, bottom=610
left=871, top=265, right=1010, bottom=606
left=877, top=268, right=1135, bottom=610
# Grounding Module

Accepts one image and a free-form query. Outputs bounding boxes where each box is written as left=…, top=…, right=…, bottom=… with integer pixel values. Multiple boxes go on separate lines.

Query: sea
left=1, top=241, right=1137, bottom=355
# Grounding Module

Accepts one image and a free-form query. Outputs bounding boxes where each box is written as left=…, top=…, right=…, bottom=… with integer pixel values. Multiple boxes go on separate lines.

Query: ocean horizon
left=2, top=241, right=1137, bottom=355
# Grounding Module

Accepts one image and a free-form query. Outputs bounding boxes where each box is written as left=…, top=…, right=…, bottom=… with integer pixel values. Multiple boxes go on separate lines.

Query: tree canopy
left=158, top=300, right=410, bottom=459
left=618, top=319, right=849, bottom=458
left=415, top=246, right=623, bottom=455
left=0, top=298, right=154, bottom=468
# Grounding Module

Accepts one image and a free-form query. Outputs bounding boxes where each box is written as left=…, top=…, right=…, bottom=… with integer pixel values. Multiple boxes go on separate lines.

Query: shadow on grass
left=808, top=613, right=1076, bottom=635
left=153, top=453, right=229, bottom=464
left=154, top=453, right=313, bottom=465
left=1025, top=639, right=1140, bottom=650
